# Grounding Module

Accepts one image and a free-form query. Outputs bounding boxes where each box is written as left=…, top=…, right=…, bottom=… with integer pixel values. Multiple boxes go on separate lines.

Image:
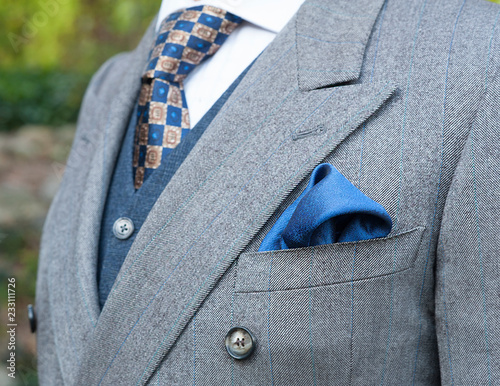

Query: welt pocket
left=234, top=226, right=425, bottom=293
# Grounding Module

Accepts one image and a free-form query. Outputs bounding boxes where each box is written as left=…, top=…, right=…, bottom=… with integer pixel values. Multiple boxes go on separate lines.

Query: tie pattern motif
left=133, top=6, right=243, bottom=189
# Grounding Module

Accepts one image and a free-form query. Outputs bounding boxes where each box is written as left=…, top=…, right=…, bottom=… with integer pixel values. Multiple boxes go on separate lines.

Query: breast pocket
left=230, top=227, right=426, bottom=385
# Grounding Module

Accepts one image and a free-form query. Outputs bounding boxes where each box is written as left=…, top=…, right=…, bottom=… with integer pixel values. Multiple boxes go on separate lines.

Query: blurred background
left=0, top=1, right=158, bottom=384
left=1, top=0, right=500, bottom=385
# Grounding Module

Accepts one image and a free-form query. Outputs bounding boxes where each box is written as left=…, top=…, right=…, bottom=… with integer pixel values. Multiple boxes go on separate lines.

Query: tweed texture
left=36, top=0, right=500, bottom=384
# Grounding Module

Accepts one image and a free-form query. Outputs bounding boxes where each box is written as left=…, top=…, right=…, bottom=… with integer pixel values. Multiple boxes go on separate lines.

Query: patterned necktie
left=133, top=6, right=243, bottom=189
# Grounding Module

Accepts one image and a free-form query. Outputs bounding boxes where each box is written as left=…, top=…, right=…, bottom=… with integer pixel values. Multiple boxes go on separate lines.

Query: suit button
left=113, top=217, right=135, bottom=240
left=225, top=327, right=255, bottom=360
left=27, top=304, right=36, bottom=333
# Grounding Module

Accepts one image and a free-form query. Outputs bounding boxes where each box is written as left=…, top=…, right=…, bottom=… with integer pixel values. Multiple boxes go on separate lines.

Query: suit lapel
left=76, top=1, right=393, bottom=384
left=296, top=0, right=387, bottom=90
left=46, top=18, right=157, bottom=384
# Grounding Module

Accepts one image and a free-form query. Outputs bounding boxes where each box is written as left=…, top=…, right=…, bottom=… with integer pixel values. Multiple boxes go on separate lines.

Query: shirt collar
left=157, top=0, right=306, bottom=33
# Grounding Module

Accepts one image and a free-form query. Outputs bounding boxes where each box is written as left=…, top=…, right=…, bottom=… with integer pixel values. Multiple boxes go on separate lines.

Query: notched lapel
left=76, top=1, right=395, bottom=383
left=297, top=0, right=386, bottom=91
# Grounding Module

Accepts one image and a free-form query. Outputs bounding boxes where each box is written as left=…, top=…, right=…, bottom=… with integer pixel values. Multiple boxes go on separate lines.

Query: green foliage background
left=0, top=0, right=158, bottom=131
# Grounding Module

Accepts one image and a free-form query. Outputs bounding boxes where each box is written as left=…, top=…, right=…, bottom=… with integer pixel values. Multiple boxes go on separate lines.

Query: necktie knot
left=133, top=5, right=242, bottom=189
left=143, top=6, right=243, bottom=83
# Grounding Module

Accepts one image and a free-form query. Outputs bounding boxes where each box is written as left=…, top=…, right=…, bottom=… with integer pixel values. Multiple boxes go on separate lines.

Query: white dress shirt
left=157, top=0, right=306, bottom=127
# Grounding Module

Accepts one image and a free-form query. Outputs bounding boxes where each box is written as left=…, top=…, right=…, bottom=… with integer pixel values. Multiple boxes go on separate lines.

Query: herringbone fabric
left=133, top=6, right=242, bottom=189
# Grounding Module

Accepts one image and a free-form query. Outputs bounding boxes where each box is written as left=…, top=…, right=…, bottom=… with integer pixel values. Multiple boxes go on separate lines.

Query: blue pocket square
left=259, top=163, right=392, bottom=251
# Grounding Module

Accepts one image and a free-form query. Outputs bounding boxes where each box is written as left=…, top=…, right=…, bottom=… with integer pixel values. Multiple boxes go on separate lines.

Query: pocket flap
left=235, top=226, right=425, bottom=292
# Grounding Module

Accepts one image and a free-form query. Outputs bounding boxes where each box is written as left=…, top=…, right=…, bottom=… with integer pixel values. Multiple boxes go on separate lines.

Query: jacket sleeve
left=435, top=62, right=499, bottom=384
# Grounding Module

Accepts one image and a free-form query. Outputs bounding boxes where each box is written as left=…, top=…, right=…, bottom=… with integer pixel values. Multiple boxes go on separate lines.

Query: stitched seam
left=137, top=82, right=394, bottom=384
left=412, top=2, right=466, bottom=383
left=108, top=44, right=296, bottom=298
left=297, top=34, right=364, bottom=45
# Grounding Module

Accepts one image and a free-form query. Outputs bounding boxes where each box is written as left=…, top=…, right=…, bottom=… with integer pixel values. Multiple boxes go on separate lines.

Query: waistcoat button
left=112, top=217, right=135, bottom=240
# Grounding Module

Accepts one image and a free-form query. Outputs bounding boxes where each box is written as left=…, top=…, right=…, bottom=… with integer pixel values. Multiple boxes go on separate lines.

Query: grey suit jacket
left=36, top=0, right=500, bottom=384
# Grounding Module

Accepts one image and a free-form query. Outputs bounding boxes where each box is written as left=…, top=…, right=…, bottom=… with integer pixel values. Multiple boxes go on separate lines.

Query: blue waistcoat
left=97, top=66, right=251, bottom=309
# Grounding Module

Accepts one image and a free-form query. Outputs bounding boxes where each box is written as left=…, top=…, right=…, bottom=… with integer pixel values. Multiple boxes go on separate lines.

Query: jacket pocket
left=228, top=226, right=433, bottom=385
left=235, top=226, right=425, bottom=293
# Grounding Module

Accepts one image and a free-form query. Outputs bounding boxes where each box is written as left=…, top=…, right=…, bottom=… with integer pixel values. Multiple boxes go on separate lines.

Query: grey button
left=113, top=217, right=135, bottom=240
left=225, top=327, right=255, bottom=360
